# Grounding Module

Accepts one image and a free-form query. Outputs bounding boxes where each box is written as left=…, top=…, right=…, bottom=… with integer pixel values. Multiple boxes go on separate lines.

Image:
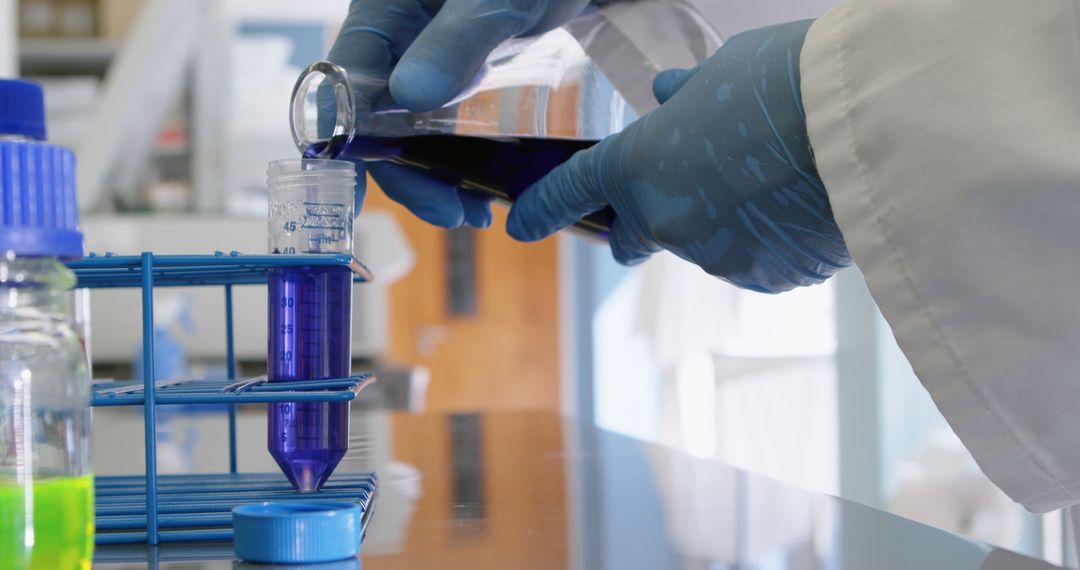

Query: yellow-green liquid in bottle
left=0, top=474, right=94, bottom=570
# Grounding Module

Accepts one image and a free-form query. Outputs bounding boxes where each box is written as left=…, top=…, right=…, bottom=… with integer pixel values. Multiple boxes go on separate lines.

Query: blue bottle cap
left=233, top=501, right=363, bottom=564
left=0, top=79, right=46, bottom=140
left=0, top=79, right=83, bottom=259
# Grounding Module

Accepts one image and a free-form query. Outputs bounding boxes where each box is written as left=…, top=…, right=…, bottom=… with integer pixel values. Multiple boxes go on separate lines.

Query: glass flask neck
left=291, top=61, right=358, bottom=158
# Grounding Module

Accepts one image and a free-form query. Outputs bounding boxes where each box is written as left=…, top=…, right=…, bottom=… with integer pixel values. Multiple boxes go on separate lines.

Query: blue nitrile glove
left=507, top=20, right=851, bottom=293
left=327, top=0, right=591, bottom=228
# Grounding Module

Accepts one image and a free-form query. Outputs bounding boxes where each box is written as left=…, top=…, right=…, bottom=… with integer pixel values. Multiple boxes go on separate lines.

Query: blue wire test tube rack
left=69, top=251, right=378, bottom=546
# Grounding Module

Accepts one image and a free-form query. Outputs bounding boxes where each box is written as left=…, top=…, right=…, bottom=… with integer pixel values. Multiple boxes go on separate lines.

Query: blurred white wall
left=592, top=252, right=840, bottom=496
left=209, top=0, right=350, bottom=214
left=1, top=0, right=15, bottom=75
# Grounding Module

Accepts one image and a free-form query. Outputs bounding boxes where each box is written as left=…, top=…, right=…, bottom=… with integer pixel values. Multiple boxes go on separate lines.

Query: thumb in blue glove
left=507, top=20, right=851, bottom=293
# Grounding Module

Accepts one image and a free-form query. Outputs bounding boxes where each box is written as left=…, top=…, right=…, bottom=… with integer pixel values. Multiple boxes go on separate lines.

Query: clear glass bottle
left=0, top=79, right=92, bottom=570
left=290, top=28, right=634, bottom=237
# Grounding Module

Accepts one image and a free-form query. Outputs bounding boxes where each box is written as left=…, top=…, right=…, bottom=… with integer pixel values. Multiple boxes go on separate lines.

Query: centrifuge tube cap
left=233, top=501, right=363, bottom=563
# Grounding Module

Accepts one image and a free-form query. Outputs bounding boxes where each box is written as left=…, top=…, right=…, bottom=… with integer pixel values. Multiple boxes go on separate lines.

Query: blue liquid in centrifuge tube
left=267, top=264, right=352, bottom=492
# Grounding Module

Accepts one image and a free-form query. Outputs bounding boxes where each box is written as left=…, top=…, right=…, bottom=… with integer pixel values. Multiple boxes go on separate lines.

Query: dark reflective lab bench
left=91, top=411, right=1062, bottom=570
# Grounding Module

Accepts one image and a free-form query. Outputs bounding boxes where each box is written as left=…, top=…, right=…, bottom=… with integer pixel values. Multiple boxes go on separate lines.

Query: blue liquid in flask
left=267, top=264, right=352, bottom=492
left=307, top=134, right=615, bottom=237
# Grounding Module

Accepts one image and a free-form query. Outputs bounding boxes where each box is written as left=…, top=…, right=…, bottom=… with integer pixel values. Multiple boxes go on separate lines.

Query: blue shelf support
left=225, top=284, right=238, bottom=474
left=139, top=253, right=159, bottom=546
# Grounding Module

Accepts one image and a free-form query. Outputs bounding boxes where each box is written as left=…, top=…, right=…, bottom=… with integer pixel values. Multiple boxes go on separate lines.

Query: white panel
left=1, top=0, right=14, bottom=76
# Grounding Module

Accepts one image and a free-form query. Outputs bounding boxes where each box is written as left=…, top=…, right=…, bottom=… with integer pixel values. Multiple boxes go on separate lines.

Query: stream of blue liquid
left=267, top=265, right=352, bottom=492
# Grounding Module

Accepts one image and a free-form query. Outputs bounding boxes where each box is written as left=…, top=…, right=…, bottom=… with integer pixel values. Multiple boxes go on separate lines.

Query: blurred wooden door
left=366, top=412, right=569, bottom=568
left=365, top=187, right=561, bottom=412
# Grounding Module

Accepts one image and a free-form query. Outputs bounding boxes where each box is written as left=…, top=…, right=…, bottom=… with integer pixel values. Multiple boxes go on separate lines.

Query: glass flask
left=290, top=28, right=633, bottom=237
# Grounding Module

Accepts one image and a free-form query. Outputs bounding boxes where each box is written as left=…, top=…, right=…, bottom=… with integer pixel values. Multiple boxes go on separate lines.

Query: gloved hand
left=507, top=20, right=851, bottom=293
left=327, top=0, right=591, bottom=229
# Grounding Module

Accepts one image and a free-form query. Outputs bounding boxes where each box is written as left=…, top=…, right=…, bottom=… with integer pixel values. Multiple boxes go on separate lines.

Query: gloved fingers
left=315, top=82, right=342, bottom=140
left=652, top=66, right=700, bottom=105
left=327, top=0, right=435, bottom=72
left=609, top=217, right=660, bottom=266
left=367, top=161, right=466, bottom=228
left=460, top=189, right=494, bottom=228
left=324, top=0, right=438, bottom=137
left=390, top=0, right=537, bottom=111
left=506, top=137, right=616, bottom=242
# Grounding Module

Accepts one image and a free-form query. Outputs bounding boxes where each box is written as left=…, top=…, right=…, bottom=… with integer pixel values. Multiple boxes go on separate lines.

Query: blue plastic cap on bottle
left=233, top=501, right=363, bottom=564
left=0, top=79, right=83, bottom=259
left=0, top=79, right=47, bottom=140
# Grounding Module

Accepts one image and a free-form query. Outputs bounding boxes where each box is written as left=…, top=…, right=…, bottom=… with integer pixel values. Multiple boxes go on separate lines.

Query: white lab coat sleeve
left=800, top=0, right=1080, bottom=512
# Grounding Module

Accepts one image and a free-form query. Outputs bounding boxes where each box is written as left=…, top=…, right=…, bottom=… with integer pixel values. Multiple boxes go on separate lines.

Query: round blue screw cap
left=233, top=501, right=363, bottom=564
left=0, top=79, right=46, bottom=140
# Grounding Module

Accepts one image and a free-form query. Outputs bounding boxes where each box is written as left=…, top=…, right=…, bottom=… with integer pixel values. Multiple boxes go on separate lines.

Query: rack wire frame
left=93, top=472, right=377, bottom=545
left=70, top=252, right=377, bottom=546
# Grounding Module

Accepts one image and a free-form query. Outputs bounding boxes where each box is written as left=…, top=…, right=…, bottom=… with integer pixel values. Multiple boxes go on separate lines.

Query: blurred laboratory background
left=4, top=0, right=1071, bottom=567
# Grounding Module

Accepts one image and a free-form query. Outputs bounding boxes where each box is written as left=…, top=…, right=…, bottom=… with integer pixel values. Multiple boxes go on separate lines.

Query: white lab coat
left=578, top=0, right=1080, bottom=514
left=800, top=0, right=1080, bottom=513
